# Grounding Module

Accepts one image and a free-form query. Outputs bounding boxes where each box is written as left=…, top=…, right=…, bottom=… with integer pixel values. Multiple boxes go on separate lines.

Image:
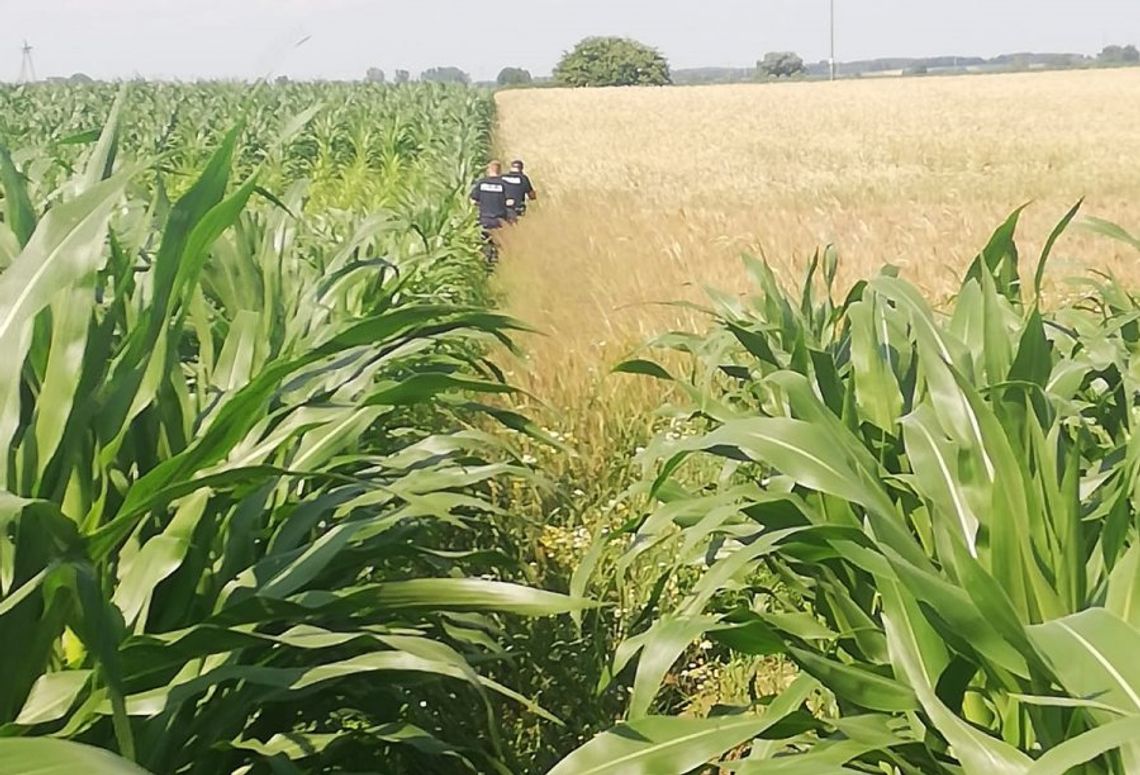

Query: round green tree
left=497, top=67, right=534, bottom=87
left=554, top=36, right=671, bottom=87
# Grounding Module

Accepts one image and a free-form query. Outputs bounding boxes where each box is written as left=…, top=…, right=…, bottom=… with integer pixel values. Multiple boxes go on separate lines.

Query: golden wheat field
left=493, top=69, right=1140, bottom=426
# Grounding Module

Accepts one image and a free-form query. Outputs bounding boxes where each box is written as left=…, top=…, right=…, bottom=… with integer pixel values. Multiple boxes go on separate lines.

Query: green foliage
left=554, top=37, right=671, bottom=88
left=0, top=81, right=496, bottom=228
left=758, top=51, right=807, bottom=79
left=0, top=739, right=149, bottom=774
left=564, top=208, right=1140, bottom=773
left=421, top=66, right=471, bottom=85
left=497, top=67, right=534, bottom=87
left=1099, top=44, right=1140, bottom=64
left=0, top=83, right=581, bottom=774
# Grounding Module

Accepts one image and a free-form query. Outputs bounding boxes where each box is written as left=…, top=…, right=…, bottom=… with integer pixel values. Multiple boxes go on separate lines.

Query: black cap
left=511, top=160, right=524, bottom=169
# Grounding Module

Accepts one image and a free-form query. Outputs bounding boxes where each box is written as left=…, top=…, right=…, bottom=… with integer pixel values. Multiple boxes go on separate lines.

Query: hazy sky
left=3, top=0, right=1138, bottom=82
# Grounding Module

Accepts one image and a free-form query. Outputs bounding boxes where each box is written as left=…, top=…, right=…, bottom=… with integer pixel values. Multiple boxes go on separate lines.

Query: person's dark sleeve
left=524, top=175, right=536, bottom=198
left=469, top=183, right=480, bottom=203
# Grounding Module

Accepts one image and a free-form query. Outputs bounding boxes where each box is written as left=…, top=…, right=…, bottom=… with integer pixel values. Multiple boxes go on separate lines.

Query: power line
left=19, top=40, right=37, bottom=83
left=829, top=0, right=837, bottom=81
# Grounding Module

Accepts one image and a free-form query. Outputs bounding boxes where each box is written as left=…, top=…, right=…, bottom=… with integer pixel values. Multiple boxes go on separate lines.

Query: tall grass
left=494, top=70, right=1140, bottom=436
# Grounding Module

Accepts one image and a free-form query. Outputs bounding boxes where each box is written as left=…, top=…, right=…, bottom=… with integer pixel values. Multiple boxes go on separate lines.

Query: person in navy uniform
left=470, top=161, right=509, bottom=264
left=501, top=159, right=537, bottom=218
left=470, top=160, right=510, bottom=229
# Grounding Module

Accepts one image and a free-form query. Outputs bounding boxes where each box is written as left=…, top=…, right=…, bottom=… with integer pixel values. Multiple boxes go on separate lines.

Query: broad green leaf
left=0, top=172, right=129, bottom=483
left=881, top=579, right=1032, bottom=774
left=1028, top=716, right=1140, bottom=775
left=674, top=417, right=926, bottom=568
left=733, top=738, right=880, bottom=774
left=113, top=490, right=210, bottom=627
left=0, top=739, right=150, bottom=774
left=0, top=144, right=36, bottom=247
left=628, top=614, right=720, bottom=719
left=210, top=309, right=260, bottom=391
left=374, top=579, right=596, bottom=616
left=550, top=675, right=819, bottom=775
left=1033, top=200, right=1082, bottom=301
left=1029, top=608, right=1140, bottom=716
left=946, top=366, right=1062, bottom=621
left=883, top=552, right=1030, bottom=679
left=1107, top=544, right=1140, bottom=629
left=1084, top=216, right=1140, bottom=252
left=15, top=670, right=92, bottom=726
left=847, top=298, right=903, bottom=431
left=82, top=86, right=125, bottom=190
left=26, top=287, right=97, bottom=488
left=1008, top=308, right=1051, bottom=389
left=966, top=205, right=1026, bottom=304
left=613, top=359, right=674, bottom=381
left=231, top=722, right=466, bottom=763
left=788, top=648, right=918, bottom=713
left=901, top=404, right=980, bottom=556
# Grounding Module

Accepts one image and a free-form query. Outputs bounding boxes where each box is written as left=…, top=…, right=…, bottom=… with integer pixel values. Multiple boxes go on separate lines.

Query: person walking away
left=501, top=159, right=537, bottom=219
left=470, top=161, right=509, bottom=264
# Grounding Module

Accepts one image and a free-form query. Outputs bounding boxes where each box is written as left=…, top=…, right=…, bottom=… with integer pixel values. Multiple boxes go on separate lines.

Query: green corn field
left=4, top=79, right=1140, bottom=775
left=0, top=83, right=591, bottom=775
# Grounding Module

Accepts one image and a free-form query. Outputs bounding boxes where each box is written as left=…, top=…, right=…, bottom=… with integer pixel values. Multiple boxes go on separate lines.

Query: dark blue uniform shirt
left=501, top=171, right=534, bottom=213
left=470, top=177, right=509, bottom=227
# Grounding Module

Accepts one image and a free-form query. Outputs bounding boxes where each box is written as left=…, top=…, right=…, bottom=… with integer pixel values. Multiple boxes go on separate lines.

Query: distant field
left=494, top=68, right=1140, bottom=413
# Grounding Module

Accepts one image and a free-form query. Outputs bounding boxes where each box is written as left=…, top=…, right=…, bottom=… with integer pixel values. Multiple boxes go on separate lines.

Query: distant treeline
left=21, top=44, right=1137, bottom=90
left=674, top=50, right=1132, bottom=85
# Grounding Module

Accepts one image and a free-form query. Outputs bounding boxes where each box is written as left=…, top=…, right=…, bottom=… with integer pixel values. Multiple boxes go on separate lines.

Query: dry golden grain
left=494, top=69, right=1140, bottom=423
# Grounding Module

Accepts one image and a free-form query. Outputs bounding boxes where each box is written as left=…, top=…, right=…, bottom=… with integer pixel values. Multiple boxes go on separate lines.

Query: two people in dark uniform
left=469, top=159, right=537, bottom=264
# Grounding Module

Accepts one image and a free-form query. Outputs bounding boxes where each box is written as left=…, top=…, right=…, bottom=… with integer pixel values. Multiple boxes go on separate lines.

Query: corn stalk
left=560, top=207, right=1140, bottom=774
left=0, top=85, right=581, bottom=774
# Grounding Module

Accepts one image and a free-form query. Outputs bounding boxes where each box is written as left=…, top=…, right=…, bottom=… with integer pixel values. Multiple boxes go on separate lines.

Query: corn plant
left=0, top=82, right=491, bottom=214
left=0, top=88, right=584, bottom=774
left=557, top=207, right=1140, bottom=774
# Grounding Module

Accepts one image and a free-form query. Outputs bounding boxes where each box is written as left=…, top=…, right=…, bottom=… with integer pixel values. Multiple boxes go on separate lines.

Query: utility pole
left=19, top=40, right=36, bottom=83
left=829, top=0, right=837, bottom=81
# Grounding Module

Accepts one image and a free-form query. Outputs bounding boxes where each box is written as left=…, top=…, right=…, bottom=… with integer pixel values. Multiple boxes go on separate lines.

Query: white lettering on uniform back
left=503, top=176, right=522, bottom=185
left=480, top=183, right=504, bottom=192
